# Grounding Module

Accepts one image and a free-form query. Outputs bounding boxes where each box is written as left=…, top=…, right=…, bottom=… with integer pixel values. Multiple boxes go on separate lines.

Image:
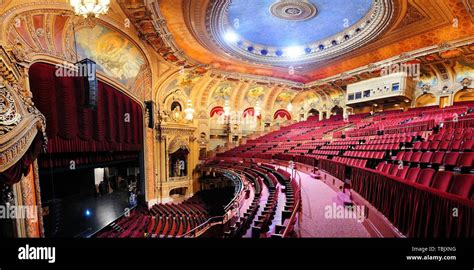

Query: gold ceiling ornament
left=270, top=0, right=318, bottom=21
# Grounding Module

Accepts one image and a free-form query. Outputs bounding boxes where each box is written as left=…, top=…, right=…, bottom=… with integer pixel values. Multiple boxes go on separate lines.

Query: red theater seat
left=450, top=140, right=462, bottom=151
left=410, top=151, right=423, bottom=163
left=461, top=140, right=473, bottom=151
left=402, top=152, right=413, bottom=162
left=448, top=174, right=474, bottom=199
left=431, top=151, right=445, bottom=166
left=438, top=141, right=450, bottom=151
left=416, top=168, right=436, bottom=187
left=443, top=152, right=460, bottom=167
left=420, top=152, right=433, bottom=164
left=388, top=164, right=399, bottom=176
left=382, top=163, right=392, bottom=174
left=396, top=166, right=409, bottom=179
left=430, top=171, right=454, bottom=193
left=457, top=152, right=474, bottom=170
left=405, top=167, right=421, bottom=182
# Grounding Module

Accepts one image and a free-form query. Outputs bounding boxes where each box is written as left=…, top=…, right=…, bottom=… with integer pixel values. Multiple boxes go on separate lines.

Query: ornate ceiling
left=206, top=0, right=393, bottom=67
left=137, top=0, right=473, bottom=84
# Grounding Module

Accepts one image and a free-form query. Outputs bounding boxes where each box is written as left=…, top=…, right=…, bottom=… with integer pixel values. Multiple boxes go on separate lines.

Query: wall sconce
left=185, top=99, right=194, bottom=121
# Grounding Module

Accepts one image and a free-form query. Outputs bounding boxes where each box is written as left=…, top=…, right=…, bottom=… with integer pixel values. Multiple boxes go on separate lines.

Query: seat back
left=420, top=152, right=433, bottom=163
left=431, top=151, right=445, bottom=165
left=443, top=152, right=460, bottom=166
left=411, top=151, right=423, bottom=163
left=416, top=168, right=436, bottom=187
left=396, top=166, right=409, bottom=179
left=457, top=152, right=474, bottom=169
left=405, top=167, right=421, bottom=182
left=430, top=171, right=454, bottom=193
left=448, top=174, right=474, bottom=199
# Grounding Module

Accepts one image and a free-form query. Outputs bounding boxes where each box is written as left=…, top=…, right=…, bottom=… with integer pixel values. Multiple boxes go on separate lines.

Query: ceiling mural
left=245, top=86, right=266, bottom=104
left=156, top=0, right=474, bottom=83
left=211, top=83, right=233, bottom=102
left=275, top=90, right=296, bottom=105
left=75, top=24, right=145, bottom=88
left=207, top=0, right=392, bottom=67
left=417, top=68, right=438, bottom=89
left=454, top=60, right=474, bottom=83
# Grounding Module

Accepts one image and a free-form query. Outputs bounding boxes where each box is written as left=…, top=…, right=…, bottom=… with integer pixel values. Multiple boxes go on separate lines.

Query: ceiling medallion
left=270, top=0, right=318, bottom=21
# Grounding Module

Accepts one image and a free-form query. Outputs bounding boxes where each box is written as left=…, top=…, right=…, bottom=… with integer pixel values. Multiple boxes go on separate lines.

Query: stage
left=43, top=190, right=132, bottom=238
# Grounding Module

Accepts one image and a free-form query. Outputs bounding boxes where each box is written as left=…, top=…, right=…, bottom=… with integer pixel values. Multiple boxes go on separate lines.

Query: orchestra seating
left=213, top=104, right=474, bottom=237
left=95, top=189, right=232, bottom=238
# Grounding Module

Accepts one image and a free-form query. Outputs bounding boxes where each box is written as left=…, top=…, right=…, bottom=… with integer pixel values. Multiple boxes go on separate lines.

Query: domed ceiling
left=210, top=0, right=392, bottom=67
left=121, top=0, right=474, bottom=84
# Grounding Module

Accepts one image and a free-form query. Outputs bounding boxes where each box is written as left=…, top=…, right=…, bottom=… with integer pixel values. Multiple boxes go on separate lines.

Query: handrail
left=279, top=172, right=302, bottom=237
left=179, top=168, right=247, bottom=238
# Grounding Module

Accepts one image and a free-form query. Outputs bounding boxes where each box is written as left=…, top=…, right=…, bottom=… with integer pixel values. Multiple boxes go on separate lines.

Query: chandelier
left=70, top=0, right=110, bottom=18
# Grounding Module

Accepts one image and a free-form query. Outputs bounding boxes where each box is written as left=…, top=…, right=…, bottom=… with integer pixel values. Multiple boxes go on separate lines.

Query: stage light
left=285, top=46, right=304, bottom=58
left=224, top=31, right=239, bottom=43
left=85, top=209, right=92, bottom=217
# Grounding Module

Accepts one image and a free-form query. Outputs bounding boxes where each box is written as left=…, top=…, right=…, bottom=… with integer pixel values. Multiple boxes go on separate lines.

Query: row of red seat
left=413, top=139, right=473, bottom=151
left=343, top=151, right=385, bottom=159
left=395, top=151, right=473, bottom=171
left=376, top=162, right=473, bottom=199
left=333, top=157, right=367, bottom=167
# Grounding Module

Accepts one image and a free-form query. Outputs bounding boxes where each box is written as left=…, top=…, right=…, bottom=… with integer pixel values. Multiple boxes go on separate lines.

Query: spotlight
left=85, top=209, right=92, bottom=217
left=224, top=31, right=239, bottom=43
left=285, top=46, right=304, bottom=58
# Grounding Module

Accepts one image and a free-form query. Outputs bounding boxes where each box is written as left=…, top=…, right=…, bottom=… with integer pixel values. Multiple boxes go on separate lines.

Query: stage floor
left=44, top=190, right=132, bottom=238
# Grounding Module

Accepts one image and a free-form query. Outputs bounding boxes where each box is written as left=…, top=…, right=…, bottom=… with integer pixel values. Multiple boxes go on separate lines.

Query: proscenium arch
left=1, top=4, right=154, bottom=95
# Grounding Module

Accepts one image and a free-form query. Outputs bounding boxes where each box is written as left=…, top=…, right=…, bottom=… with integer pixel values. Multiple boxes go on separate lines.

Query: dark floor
left=44, top=190, right=131, bottom=238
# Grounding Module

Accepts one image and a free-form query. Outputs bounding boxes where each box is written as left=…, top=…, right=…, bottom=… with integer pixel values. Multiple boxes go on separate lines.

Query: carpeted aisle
left=279, top=166, right=370, bottom=238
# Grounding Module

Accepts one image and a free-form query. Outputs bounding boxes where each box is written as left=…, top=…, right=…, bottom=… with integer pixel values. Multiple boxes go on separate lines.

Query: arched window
left=273, top=109, right=291, bottom=120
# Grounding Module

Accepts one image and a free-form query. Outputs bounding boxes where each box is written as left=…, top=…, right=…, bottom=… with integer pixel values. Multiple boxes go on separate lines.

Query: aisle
left=279, top=166, right=370, bottom=238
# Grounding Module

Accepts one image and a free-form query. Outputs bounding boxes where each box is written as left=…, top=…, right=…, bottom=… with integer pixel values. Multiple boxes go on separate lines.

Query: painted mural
left=246, top=86, right=265, bottom=103
left=417, top=68, right=438, bottom=88
left=275, top=90, right=296, bottom=105
left=212, top=83, right=233, bottom=102
left=454, top=61, right=474, bottom=82
left=75, top=24, right=145, bottom=88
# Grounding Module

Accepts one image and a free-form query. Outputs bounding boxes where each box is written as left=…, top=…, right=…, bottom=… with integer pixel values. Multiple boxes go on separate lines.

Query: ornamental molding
left=0, top=45, right=47, bottom=173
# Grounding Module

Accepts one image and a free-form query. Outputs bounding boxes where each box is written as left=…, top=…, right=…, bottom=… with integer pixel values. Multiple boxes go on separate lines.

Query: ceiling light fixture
left=223, top=31, right=239, bottom=43
left=284, top=46, right=304, bottom=58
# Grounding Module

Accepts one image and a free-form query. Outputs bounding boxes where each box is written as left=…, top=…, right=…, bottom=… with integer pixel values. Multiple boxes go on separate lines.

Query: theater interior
left=0, top=0, right=473, bottom=242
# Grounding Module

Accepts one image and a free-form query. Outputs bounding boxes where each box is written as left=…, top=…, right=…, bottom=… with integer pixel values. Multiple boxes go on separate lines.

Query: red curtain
left=0, top=134, right=43, bottom=185
left=28, top=63, right=143, bottom=169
